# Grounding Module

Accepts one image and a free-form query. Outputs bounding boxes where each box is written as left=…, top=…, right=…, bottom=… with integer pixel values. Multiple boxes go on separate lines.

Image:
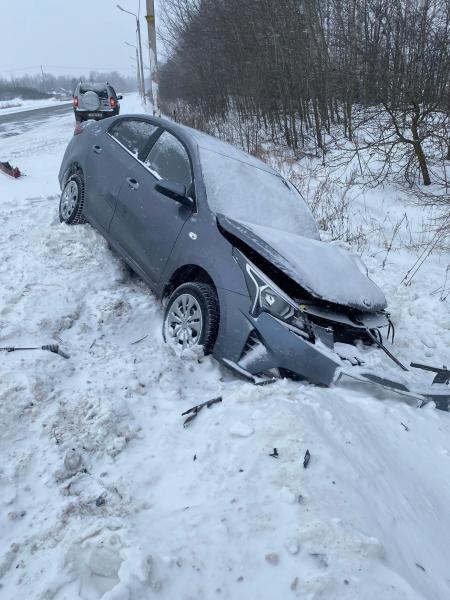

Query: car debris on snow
left=95, top=493, right=107, bottom=507
left=0, top=343, right=69, bottom=358
left=0, top=160, right=22, bottom=178
left=181, top=396, right=223, bottom=427
left=303, top=449, right=311, bottom=469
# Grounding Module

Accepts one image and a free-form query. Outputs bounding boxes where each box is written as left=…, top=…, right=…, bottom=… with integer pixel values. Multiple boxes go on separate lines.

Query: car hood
left=218, top=215, right=387, bottom=312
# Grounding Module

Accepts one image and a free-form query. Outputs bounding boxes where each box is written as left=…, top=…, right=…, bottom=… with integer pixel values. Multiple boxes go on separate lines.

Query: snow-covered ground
left=0, top=97, right=72, bottom=115
left=0, top=94, right=449, bottom=600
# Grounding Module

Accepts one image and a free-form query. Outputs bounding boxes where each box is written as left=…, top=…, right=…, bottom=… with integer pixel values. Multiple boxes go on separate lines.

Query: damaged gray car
left=58, top=115, right=450, bottom=409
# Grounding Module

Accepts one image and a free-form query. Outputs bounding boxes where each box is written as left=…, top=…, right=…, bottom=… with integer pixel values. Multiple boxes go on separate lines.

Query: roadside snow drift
left=0, top=95, right=449, bottom=600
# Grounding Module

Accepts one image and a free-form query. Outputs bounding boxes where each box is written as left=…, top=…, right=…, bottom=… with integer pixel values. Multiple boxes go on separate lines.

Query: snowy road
left=0, top=95, right=449, bottom=600
left=0, top=102, right=72, bottom=139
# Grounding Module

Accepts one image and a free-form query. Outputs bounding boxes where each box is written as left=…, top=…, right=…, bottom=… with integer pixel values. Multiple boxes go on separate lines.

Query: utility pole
left=40, top=66, right=47, bottom=93
left=125, top=41, right=143, bottom=98
left=117, top=4, right=146, bottom=104
left=136, top=17, right=146, bottom=103
left=145, top=0, right=159, bottom=114
left=135, top=47, right=142, bottom=97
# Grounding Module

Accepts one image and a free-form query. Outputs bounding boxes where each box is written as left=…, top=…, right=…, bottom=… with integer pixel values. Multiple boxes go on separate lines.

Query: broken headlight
left=233, top=248, right=298, bottom=320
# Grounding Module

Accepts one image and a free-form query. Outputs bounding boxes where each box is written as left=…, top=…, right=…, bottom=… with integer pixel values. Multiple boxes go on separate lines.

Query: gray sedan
left=59, top=114, right=447, bottom=404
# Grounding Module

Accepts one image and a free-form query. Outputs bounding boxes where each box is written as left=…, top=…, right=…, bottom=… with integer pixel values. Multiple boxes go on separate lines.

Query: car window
left=110, top=120, right=158, bottom=156
left=144, top=131, right=192, bottom=188
left=80, top=84, right=108, bottom=98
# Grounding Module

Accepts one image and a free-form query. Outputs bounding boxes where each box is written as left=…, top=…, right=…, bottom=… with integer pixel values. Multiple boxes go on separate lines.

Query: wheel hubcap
left=61, top=180, right=79, bottom=220
left=165, top=293, right=203, bottom=349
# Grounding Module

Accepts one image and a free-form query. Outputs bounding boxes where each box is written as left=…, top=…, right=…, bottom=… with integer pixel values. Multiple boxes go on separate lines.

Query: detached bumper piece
left=0, top=161, right=22, bottom=178
left=227, top=310, right=450, bottom=412
left=410, top=363, right=450, bottom=411
left=339, top=365, right=450, bottom=412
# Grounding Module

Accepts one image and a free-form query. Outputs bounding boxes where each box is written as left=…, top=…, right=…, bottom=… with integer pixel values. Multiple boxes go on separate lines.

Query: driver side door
left=109, top=129, right=195, bottom=287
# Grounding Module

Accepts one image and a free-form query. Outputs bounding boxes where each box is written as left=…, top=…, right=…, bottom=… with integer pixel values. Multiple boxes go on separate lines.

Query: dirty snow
left=0, top=94, right=450, bottom=600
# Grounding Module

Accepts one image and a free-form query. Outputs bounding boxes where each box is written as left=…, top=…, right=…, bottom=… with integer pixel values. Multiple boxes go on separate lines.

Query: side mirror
left=117, top=95, right=123, bottom=100
left=155, top=179, right=194, bottom=209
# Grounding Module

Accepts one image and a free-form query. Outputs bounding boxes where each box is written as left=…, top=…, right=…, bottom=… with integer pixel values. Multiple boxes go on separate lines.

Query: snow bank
left=0, top=94, right=449, bottom=600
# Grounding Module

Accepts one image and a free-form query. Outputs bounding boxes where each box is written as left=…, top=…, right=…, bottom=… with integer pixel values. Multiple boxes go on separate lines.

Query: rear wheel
left=163, top=282, right=219, bottom=355
left=59, top=173, right=87, bottom=225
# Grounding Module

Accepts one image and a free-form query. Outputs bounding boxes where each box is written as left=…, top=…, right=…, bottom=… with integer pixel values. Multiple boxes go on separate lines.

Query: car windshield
left=200, top=148, right=319, bottom=239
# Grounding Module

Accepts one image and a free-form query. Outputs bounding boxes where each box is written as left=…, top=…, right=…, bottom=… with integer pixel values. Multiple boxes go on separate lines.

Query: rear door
left=109, top=129, right=195, bottom=286
left=84, top=118, right=157, bottom=232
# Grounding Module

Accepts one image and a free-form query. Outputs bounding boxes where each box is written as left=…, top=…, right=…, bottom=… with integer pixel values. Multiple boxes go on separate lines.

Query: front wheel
left=163, top=282, right=219, bottom=355
left=59, top=173, right=87, bottom=225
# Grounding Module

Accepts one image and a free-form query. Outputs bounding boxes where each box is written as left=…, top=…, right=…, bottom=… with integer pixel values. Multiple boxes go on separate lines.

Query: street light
left=125, top=41, right=142, bottom=97
left=117, top=4, right=147, bottom=104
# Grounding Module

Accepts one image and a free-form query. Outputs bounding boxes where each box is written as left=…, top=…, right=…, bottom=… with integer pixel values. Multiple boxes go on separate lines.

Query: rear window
left=80, top=84, right=108, bottom=97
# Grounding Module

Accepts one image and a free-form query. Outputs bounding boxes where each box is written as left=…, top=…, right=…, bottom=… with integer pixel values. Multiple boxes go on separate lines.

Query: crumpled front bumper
left=218, top=300, right=450, bottom=411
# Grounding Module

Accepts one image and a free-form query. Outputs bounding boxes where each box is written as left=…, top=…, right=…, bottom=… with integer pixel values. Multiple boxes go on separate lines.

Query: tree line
left=158, top=0, right=450, bottom=187
left=0, top=71, right=137, bottom=100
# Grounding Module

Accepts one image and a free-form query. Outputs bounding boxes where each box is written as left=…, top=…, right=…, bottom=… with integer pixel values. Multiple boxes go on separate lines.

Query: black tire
left=163, top=282, right=220, bottom=355
left=59, top=172, right=87, bottom=225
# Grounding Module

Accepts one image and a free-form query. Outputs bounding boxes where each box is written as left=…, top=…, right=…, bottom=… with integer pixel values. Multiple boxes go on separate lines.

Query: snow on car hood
left=218, top=215, right=387, bottom=311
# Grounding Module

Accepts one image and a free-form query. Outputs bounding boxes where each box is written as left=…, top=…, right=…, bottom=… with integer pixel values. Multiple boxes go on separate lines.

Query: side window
left=144, top=131, right=192, bottom=188
left=110, top=120, right=157, bottom=156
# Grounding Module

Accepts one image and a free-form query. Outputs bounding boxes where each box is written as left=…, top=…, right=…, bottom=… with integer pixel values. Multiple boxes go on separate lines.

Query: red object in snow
left=0, top=161, right=22, bottom=178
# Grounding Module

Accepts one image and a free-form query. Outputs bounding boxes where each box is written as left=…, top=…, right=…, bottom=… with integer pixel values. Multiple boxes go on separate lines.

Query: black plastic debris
left=411, top=362, right=450, bottom=385
left=131, top=334, right=149, bottom=345
left=95, top=494, right=107, bottom=507
left=182, top=396, right=222, bottom=427
left=303, top=450, right=311, bottom=469
left=0, top=344, right=70, bottom=359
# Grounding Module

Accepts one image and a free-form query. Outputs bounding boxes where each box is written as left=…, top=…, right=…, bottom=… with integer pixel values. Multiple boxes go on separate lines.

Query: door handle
left=92, top=145, right=102, bottom=154
left=126, top=177, right=139, bottom=190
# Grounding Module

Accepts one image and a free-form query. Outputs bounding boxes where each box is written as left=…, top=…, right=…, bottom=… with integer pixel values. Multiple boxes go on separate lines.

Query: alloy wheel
left=60, top=180, right=79, bottom=221
left=164, top=293, right=204, bottom=349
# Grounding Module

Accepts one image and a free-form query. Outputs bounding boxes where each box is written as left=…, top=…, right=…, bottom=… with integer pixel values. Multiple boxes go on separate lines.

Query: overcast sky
left=0, top=0, right=162, bottom=79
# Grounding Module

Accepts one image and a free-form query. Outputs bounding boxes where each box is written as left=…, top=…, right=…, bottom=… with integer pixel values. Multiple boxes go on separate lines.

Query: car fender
left=157, top=213, right=249, bottom=298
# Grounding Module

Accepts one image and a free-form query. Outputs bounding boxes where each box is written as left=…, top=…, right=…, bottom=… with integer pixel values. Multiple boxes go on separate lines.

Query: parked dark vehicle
left=58, top=115, right=450, bottom=408
left=73, top=82, right=122, bottom=122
